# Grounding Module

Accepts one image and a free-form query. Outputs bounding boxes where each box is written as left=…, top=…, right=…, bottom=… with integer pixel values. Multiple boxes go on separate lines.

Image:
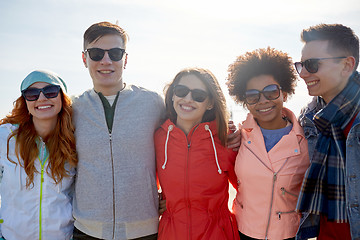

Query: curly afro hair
left=226, top=47, right=297, bottom=106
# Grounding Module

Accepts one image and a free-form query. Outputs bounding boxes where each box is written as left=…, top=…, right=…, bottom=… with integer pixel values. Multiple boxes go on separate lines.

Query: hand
left=227, top=120, right=241, bottom=151
left=158, top=192, right=167, bottom=215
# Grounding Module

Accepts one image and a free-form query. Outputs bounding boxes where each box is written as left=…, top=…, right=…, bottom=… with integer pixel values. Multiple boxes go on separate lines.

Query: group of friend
left=0, top=21, right=359, bottom=240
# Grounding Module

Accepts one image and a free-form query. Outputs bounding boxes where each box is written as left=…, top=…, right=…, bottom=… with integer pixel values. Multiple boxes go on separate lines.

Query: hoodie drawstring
left=205, top=125, right=222, bottom=174
left=162, top=124, right=222, bottom=175
left=162, top=125, right=174, bottom=170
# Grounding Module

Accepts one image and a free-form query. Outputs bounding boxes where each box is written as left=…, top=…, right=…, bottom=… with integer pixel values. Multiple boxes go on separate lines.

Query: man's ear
left=124, top=53, right=128, bottom=69
left=82, top=52, right=88, bottom=68
left=343, top=56, right=356, bottom=75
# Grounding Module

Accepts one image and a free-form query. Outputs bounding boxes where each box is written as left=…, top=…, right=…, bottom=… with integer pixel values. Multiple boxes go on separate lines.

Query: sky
left=0, top=0, right=359, bottom=124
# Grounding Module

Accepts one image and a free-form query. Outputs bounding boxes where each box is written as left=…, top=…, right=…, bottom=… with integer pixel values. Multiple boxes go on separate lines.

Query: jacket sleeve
left=0, top=127, right=5, bottom=238
left=226, top=148, right=238, bottom=189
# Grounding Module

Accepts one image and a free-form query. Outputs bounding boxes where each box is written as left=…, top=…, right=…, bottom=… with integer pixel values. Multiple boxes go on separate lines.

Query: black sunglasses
left=294, top=56, right=347, bottom=74
left=244, top=84, right=282, bottom=105
left=85, top=48, right=126, bottom=61
left=22, top=85, right=61, bottom=101
left=173, top=85, right=208, bottom=103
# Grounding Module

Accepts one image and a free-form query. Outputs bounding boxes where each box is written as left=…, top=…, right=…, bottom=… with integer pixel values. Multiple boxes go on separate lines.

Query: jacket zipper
left=280, top=187, right=298, bottom=198
left=264, top=172, right=277, bottom=240
left=39, top=140, right=47, bottom=240
left=245, top=144, right=289, bottom=240
left=276, top=188, right=297, bottom=220
left=186, top=142, right=191, bottom=240
left=185, top=127, right=197, bottom=240
left=276, top=210, right=296, bottom=220
left=109, top=131, right=116, bottom=239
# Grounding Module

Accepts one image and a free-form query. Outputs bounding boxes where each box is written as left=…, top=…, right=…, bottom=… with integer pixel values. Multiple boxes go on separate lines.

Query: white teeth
left=181, top=105, right=193, bottom=110
left=259, top=107, right=272, bottom=112
left=100, top=70, right=112, bottom=74
left=307, top=81, right=318, bottom=86
left=37, top=106, right=51, bottom=109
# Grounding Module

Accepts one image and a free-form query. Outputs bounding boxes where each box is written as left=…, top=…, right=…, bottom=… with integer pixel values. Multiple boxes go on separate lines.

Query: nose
left=37, top=91, right=47, bottom=101
left=257, top=93, right=269, bottom=103
left=100, top=51, right=112, bottom=64
left=299, top=65, right=311, bottom=79
left=183, top=92, right=194, bottom=102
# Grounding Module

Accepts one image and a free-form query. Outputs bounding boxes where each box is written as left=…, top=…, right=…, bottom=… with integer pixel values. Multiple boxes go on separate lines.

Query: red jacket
left=155, top=119, right=239, bottom=240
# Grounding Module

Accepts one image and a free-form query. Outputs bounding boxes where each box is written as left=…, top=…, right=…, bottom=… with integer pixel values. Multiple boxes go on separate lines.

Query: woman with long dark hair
left=155, top=67, right=239, bottom=240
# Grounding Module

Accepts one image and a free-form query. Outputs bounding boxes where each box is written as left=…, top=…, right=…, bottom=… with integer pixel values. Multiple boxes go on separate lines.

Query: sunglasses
left=173, top=85, right=208, bottom=103
left=294, top=56, right=346, bottom=74
left=244, top=84, right=282, bottom=105
left=22, top=85, right=61, bottom=101
left=85, top=48, right=126, bottom=61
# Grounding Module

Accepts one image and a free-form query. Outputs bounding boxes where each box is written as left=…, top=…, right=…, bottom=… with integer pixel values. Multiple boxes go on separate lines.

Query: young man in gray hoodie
left=71, top=21, right=165, bottom=240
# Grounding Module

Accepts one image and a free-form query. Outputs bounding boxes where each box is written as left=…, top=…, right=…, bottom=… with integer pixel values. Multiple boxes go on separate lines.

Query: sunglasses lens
left=88, top=48, right=105, bottom=61
left=22, top=85, right=60, bottom=101
left=263, top=85, right=280, bottom=100
left=244, top=89, right=260, bottom=105
left=174, top=85, right=208, bottom=102
left=245, top=84, right=281, bottom=104
left=108, top=48, right=125, bottom=61
left=43, top=85, right=61, bottom=98
left=191, top=89, right=208, bottom=102
left=304, top=59, right=319, bottom=73
left=87, top=48, right=125, bottom=61
left=174, top=85, right=190, bottom=98
left=23, top=88, right=41, bottom=101
left=294, top=62, right=303, bottom=74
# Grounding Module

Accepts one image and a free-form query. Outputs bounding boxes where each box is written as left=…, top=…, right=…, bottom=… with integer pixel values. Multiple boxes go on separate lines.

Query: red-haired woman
left=0, top=70, right=77, bottom=240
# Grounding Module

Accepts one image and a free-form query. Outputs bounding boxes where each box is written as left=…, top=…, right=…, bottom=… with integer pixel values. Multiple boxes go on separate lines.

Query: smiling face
left=245, top=75, right=287, bottom=130
left=299, top=40, right=349, bottom=103
left=82, top=34, right=127, bottom=96
left=173, top=74, right=213, bottom=134
left=25, top=82, right=62, bottom=126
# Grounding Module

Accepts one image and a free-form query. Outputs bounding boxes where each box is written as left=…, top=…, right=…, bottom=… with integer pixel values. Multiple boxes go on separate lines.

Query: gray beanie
left=20, top=70, right=67, bottom=93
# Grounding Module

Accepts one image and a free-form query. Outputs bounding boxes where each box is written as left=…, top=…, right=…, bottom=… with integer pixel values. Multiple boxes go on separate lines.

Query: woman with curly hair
left=0, top=70, right=77, bottom=240
left=226, top=48, right=309, bottom=240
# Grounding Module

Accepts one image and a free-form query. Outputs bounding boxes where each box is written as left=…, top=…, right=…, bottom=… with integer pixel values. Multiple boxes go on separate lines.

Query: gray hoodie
left=72, top=85, right=165, bottom=239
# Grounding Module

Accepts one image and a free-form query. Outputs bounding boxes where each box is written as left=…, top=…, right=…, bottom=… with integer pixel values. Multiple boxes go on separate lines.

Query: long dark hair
left=164, top=67, right=229, bottom=145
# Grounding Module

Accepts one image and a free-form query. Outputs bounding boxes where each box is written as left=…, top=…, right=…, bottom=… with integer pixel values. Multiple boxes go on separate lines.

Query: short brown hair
left=301, top=23, right=359, bottom=70
left=83, top=21, right=128, bottom=50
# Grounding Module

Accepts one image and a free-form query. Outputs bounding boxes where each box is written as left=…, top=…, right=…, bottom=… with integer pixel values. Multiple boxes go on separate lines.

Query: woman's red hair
left=0, top=91, right=77, bottom=188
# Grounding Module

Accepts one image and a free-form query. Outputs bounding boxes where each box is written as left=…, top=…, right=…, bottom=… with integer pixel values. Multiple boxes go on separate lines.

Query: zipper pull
left=281, top=187, right=285, bottom=195
left=277, top=212, right=281, bottom=220
left=273, top=172, right=277, bottom=182
left=41, top=168, right=44, bottom=182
